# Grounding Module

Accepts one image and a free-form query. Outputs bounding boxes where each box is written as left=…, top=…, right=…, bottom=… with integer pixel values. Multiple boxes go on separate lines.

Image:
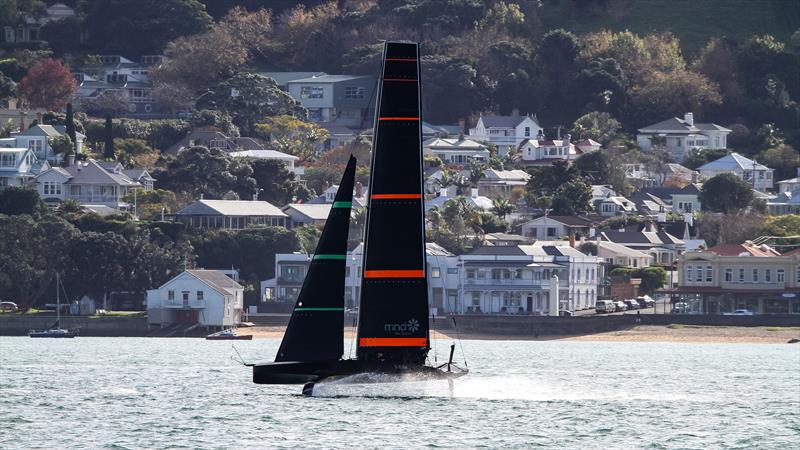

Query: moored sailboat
left=251, top=42, right=467, bottom=394
left=29, top=273, right=79, bottom=338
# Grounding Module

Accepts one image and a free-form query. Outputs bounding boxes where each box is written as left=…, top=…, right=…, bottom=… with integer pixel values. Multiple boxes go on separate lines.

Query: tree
left=0, top=187, right=45, bottom=217
left=697, top=212, right=765, bottom=247
left=153, top=146, right=256, bottom=199
left=491, top=198, right=515, bottom=220
left=759, top=144, right=800, bottom=181
left=525, top=161, right=579, bottom=195
left=17, top=58, right=76, bottom=110
left=49, top=135, right=73, bottom=157
left=699, top=173, right=755, bottom=213
left=114, top=138, right=159, bottom=168
left=610, top=267, right=667, bottom=295
left=0, top=72, right=16, bottom=101
left=550, top=178, right=592, bottom=215
left=254, top=115, right=328, bottom=162
left=199, top=74, right=305, bottom=135
left=189, top=109, right=239, bottom=136
left=629, top=70, right=722, bottom=126
left=65, top=103, right=76, bottom=150
left=104, top=115, right=115, bottom=160
left=250, top=158, right=310, bottom=205
left=570, top=111, right=622, bottom=144
left=573, top=151, right=630, bottom=194
left=468, top=158, right=487, bottom=185
left=84, top=0, right=213, bottom=56
left=683, top=148, right=730, bottom=170
left=122, top=189, right=177, bottom=221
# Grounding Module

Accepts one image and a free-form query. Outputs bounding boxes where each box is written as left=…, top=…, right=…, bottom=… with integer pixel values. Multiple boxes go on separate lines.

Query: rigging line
left=451, top=316, right=468, bottom=368
left=431, top=312, right=437, bottom=364
left=348, top=313, right=357, bottom=359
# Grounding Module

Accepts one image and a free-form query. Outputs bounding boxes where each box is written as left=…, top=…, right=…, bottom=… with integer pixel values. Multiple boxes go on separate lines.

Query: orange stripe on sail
left=371, top=193, right=421, bottom=200
left=359, top=337, right=427, bottom=347
left=378, top=117, right=420, bottom=121
left=363, top=270, right=425, bottom=279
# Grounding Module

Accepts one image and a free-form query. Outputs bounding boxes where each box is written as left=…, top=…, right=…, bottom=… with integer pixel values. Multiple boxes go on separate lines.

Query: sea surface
left=0, top=337, right=798, bottom=449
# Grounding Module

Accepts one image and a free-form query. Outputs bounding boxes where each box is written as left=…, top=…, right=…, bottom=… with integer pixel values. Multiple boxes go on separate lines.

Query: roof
left=601, top=230, right=683, bottom=246
left=288, top=74, right=372, bottom=83
left=284, top=203, right=331, bottom=221
left=638, top=116, right=731, bottom=133
left=525, top=215, right=595, bottom=227
left=479, top=115, right=536, bottom=128
left=482, top=169, right=530, bottom=181
left=174, top=200, right=287, bottom=217
left=424, top=137, right=487, bottom=150
left=229, top=149, right=299, bottom=161
left=258, top=72, right=327, bottom=86
left=186, top=269, right=243, bottom=295
left=17, top=124, right=62, bottom=138
left=698, top=153, right=772, bottom=172
left=597, top=240, right=653, bottom=259
left=469, top=246, right=527, bottom=256
left=777, top=177, right=800, bottom=184
left=485, top=233, right=530, bottom=242
left=426, top=242, right=454, bottom=256
left=519, top=245, right=589, bottom=258
left=36, top=159, right=140, bottom=186
left=706, top=243, right=781, bottom=257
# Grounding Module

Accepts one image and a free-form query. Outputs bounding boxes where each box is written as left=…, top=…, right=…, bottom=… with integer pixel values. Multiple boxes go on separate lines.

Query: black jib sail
left=356, top=42, right=429, bottom=365
left=275, top=156, right=356, bottom=362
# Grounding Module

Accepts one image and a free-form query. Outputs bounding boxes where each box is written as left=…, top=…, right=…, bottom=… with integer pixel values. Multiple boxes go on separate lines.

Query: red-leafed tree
left=17, top=58, right=77, bottom=110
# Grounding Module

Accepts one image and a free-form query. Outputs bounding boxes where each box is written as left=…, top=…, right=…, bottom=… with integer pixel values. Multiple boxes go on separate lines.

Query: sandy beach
left=241, top=325, right=800, bottom=344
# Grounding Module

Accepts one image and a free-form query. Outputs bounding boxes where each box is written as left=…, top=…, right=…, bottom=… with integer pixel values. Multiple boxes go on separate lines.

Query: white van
left=596, top=300, right=615, bottom=314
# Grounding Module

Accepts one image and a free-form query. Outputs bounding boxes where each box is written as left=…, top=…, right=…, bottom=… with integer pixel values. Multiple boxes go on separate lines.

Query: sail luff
left=275, top=156, right=356, bottom=362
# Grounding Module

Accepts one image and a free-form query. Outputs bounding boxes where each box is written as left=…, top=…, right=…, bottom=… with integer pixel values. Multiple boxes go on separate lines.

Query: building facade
left=146, top=270, right=244, bottom=330
left=637, top=113, right=731, bottom=162
left=469, top=114, right=542, bottom=156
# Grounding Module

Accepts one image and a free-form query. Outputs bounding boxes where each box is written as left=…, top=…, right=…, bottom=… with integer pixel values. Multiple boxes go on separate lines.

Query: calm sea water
left=0, top=337, right=798, bottom=449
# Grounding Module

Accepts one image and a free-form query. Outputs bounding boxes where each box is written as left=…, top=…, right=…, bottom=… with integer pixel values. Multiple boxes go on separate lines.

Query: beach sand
left=240, top=325, right=800, bottom=344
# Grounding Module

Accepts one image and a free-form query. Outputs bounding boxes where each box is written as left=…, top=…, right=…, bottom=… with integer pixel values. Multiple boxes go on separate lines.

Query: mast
left=275, top=156, right=357, bottom=362
left=56, top=272, right=61, bottom=329
left=356, top=42, right=429, bottom=365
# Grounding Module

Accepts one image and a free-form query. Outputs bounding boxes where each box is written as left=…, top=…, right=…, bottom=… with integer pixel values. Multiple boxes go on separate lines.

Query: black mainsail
left=275, top=156, right=356, bottom=362
left=355, top=42, right=429, bottom=365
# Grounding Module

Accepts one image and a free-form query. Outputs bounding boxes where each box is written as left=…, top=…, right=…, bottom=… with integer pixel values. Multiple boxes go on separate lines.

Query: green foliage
left=0, top=187, right=45, bottom=217
left=250, top=158, right=310, bottom=205
left=189, top=109, right=239, bottom=136
left=491, top=198, right=515, bottom=219
left=153, top=145, right=256, bottom=200
left=550, top=178, right=593, bottom=215
left=573, top=150, right=630, bottom=194
left=758, top=144, right=800, bottom=181
left=525, top=161, right=579, bottom=195
left=254, top=115, right=328, bottom=163
left=304, top=166, right=341, bottom=196
left=683, top=148, right=730, bottom=170
left=83, top=118, right=189, bottom=152
left=104, top=115, right=114, bottom=159
left=294, top=224, right=321, bottom=254
left=0, top=71, right=16, bottom=100
left=49, top=134, right=73, bottom=156
left=700, top=173, right=755, bottom=213
left=571, top=111, right=622, bottom=144
left=610, top=266, right=668, bottom=295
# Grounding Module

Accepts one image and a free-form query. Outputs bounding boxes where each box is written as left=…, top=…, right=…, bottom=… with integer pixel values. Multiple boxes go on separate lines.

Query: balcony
left=464, top=278, right=552, bottom=288
left=162, top=299, right=205, bottom=309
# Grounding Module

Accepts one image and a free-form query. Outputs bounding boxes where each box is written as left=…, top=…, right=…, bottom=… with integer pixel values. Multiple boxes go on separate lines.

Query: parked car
left=613, top=300, right=627, bottom=312
left=673, top=302, right=690, bottom=314
left=0, top=301, right=18, bottom=311
left=725, top=309, right=755, bottom=316
left=596, top=300, right=616, bottom=314
left=636, top=296, right=655, bottom=308
left=623, top=299, right=640, bottom=310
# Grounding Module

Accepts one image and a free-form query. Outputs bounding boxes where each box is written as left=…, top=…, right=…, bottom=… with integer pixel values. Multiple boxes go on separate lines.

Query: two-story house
left=600, top=225, right=685, bottom=266
left=667, top=243, right=800, bottom=315
left=146, top=269, right=244, bottom=331
left=34, top=159, right=144, bottom=209
left=0, top=147, right=49, bottom=188
left=3, top=2, right=75, bottom=43
left=628, top=185, right=703, bottom=215
left=623, top=162, right=697, bottom=188
left=637, top=112, right=731, bottom=162
left=11, top=124, right=86, bottom=163
left=478, top=169, right=530, bottom=199
left=74, top=55, right=163, bottom=115
left=469, top=114, right=542, bottom=156
left=423, top=136, right=490, bottom=166
left=697, top=153, right=775, bottom=191
left=519, top=215, right=597, bottom=240
left=517, top=133, right=598, bottom=166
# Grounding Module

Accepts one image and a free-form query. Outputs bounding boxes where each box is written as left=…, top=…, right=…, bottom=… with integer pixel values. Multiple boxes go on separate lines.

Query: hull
left=29, top=330, right=78, bottom=338
left=253, top=359, right=467, bottom=385
left=205, top=334, right=253, bottom=340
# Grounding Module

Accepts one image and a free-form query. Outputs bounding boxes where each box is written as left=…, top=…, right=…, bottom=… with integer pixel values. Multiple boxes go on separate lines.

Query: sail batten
left=356, top=42, right=429, bottom=365
left=274, top=156, right=356, bottom=363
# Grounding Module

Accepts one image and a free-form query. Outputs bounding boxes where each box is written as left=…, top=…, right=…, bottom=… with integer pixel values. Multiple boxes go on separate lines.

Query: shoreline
left=238, top=325, right=800, bottom=344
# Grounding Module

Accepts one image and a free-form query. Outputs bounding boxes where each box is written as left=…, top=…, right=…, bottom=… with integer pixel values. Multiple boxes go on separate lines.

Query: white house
left=12, top=124, right=86, bottom=163
left=282, top=203, right=332, bottom=228
left=637, top=112, right=731, bottom=162
left=423, top=136, right=490, bottom=165
left=34, top=159, right=144, bottom=209
left=517, top=133, right=594, bottom=166
left=776, top=170, right=800, bottom=194
left=146, top=270, right=244, bottom=331
left=600, top=226, right=685, bottom=266
left=74, top=55, right=164, bottom=115
left=597, top=195, right=637, bottom=217
left=697, top=152, right=775, bottom=191
left=172, top=199, right=288, bottom=229
left=0, top=147, right=49, bottom=188
left=519, top=215, right=596, bottom=240
left=596, top=240, right=654, bottom=268
left=3, top=2, right=75, bottom=43
left=229, top=149, right=302, bottom=175
left=478, top=169, right=530, bottom=199
left=425, top=188, right=494, bottom=213
left=469, top=114, right=542, bottom=156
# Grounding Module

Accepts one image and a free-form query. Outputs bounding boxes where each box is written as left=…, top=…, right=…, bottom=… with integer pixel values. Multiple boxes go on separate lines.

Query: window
left=765, top=269, right=771, bottom=282
left=797, top=267, right=800, bottom=283
left=168, top=290, right=175, bottom=300
left=524, top=127, right=530, bottom=137
left=777, top=269, right=785, bottom=283
left=696, top=266, right=703, bottom=282
left=43, top=181, right=61, bottom=195
left=447, top=268, right=458, bottom=274
left=471, top=292, right=480, bottom=306
left=725, top=269, right=732, bottom=282
left=739, top=268, right=745, bottom=282
left=344, top=86, right=365, bottom=99
left=0, top=153, right=15, bottom=167
left=546, top=227, right=557, bottom=237
left=300, top=86, right=324, bottom=99
left=686, top=265, right=693, bottom=283
left=752, top=269, right=758, bottom=282
left=705, top=266, right=712, bottom=283
left=196, top=291, right=204, bottom=301
left=431, top=267, right=441, bottom=278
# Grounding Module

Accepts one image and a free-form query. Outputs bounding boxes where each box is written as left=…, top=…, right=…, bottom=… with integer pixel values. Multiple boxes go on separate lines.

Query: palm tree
left=468, top=158, right=487, bottom=185
left=491, top=198, right=516, bottom=220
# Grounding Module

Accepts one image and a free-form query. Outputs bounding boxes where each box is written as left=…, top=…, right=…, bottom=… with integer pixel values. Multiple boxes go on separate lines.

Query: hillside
left=540, top=0, right=800, bottom=56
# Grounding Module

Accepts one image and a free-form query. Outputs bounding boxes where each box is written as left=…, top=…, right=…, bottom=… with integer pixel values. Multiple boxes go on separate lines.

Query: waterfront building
left=268, top=242, right=601, bottom=315
left=172, top=199, right=288, bottom=229
left=665, top=242, right=800, bottom=314
left=146, top=269, right=244, bottom=331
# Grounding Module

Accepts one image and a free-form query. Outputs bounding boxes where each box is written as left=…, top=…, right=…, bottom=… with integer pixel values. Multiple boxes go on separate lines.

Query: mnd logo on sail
left=384, top=318, right=420, bottom=335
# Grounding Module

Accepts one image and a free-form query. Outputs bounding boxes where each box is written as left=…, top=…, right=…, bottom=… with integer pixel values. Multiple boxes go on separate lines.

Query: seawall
left=0, top=315, right=148, bottom=336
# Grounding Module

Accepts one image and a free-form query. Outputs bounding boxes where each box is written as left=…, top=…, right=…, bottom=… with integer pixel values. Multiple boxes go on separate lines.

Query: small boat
left=206, top=329, right=253, bottom=340
left=29, top=273, right=79, bottom=338
left=251, top=42, right=467, bottom=395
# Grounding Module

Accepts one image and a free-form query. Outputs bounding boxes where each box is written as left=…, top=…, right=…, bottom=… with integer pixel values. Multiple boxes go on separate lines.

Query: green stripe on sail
left=332, top=201, right=352, bottom=208
left=294, top=307, right=344, bottom=311
left=313, top=254, right=347, bottom=260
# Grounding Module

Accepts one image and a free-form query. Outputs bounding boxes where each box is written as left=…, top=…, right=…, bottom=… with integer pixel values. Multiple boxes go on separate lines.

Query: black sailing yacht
left=252, top=42, right=467, bottom=394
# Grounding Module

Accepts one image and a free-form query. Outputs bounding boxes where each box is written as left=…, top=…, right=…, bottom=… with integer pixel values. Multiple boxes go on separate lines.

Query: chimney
left=355, top=181, right=363, bottom=198
left=36, top=112, right=43, bottom=124
left=511, top=108, right=519, bottom=116
left=200, top=193, right=204, bottom=200
left=569, top=234, right=576, bottom=248
left=440, top=188, right=447, bottom=197
left=564, top=133, right=571, bottom=144
left=65, top=154, right=75, bottom=166
left=471, top=188, right=478, bottom=198
left=684, top=213, right=693, bottom=226
left=19, top=111, right=26, bottom=131
left=657, top=212, right=666, bottom=223
left=684, top=112, right=694, bottom=126
left=458, top=118, right=466, bottom=135
left=589, top=226, right=596, bottom=238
